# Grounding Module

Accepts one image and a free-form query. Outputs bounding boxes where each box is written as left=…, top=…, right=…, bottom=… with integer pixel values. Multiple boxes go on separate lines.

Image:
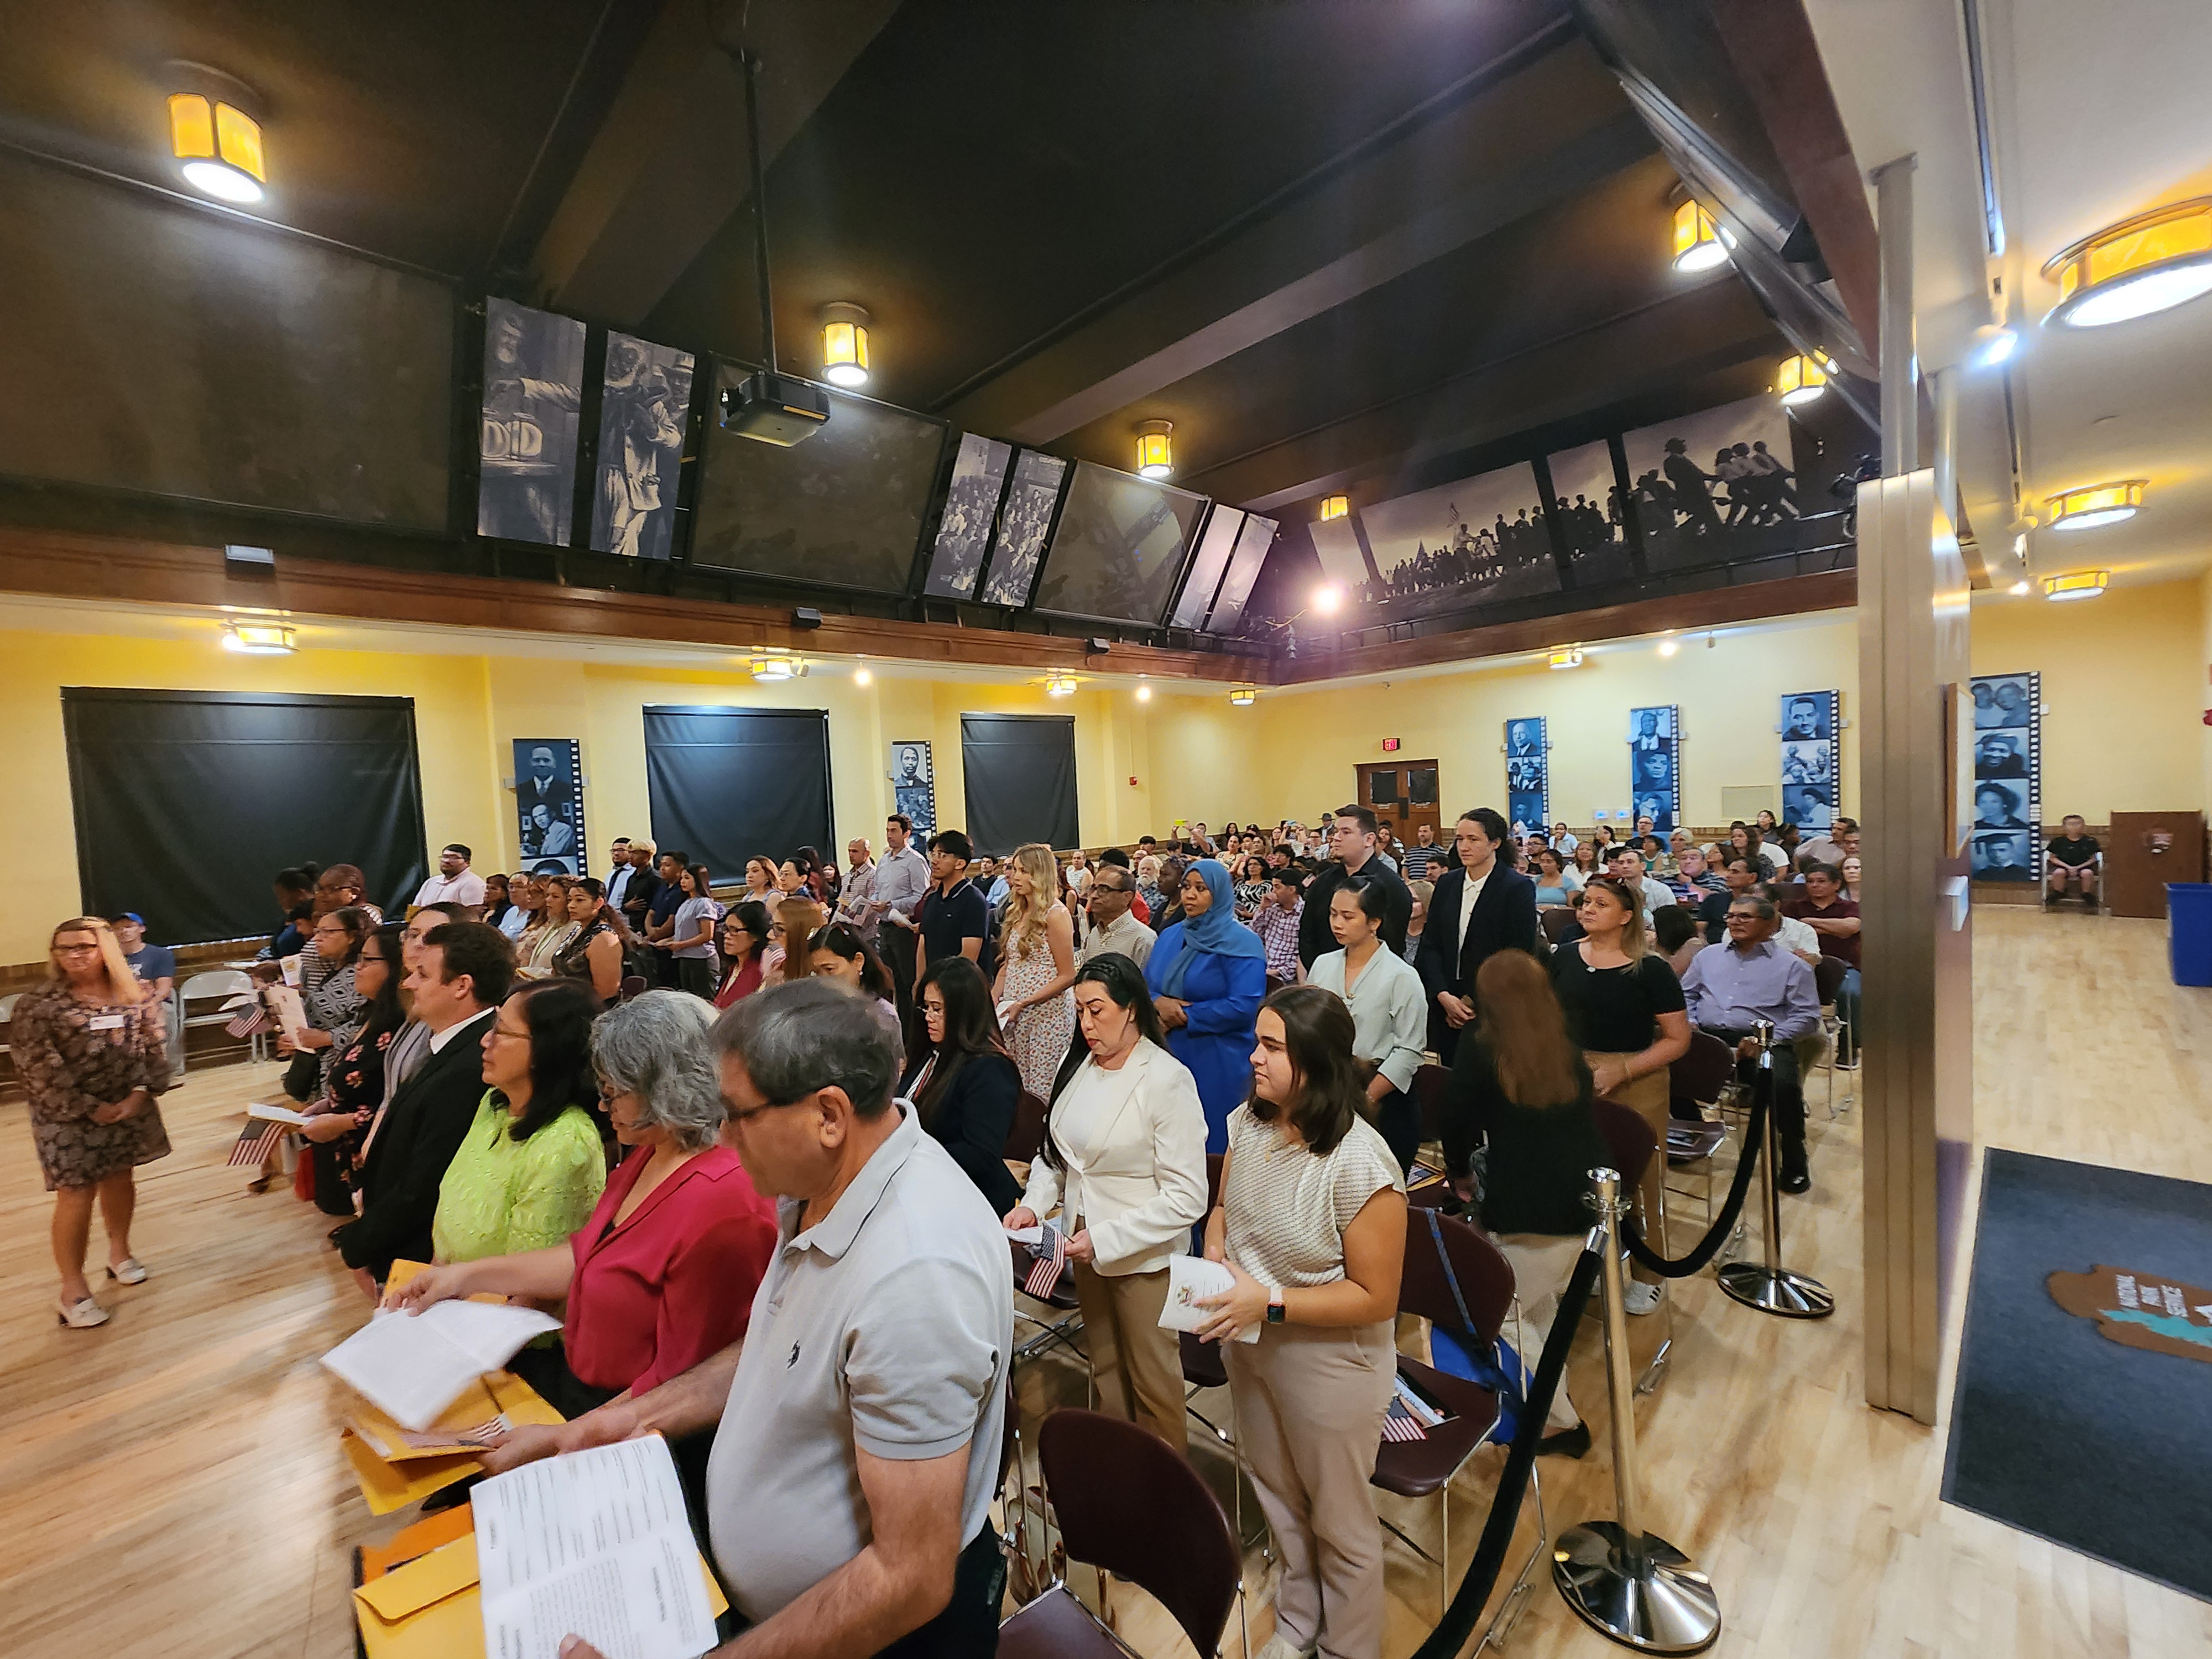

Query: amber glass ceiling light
left=749, top=650, right=799, bottom=681
left=1317, top=494, right=1349, bottom=521
left=1548, top=646, right=1584, bottom=671
left=2046, top=481, right=2143, bottom=531
left=222, top=620, right=294, bottom=654
left=1775, top=352, right=1832, bottom=406
left=1045, top=673, right=1078, bottom=697
left=169, top=91, right=265, bottom=203
left=2044, top=200, right=2212, bottom=327
left=1672, top=200, right=1728, bottom=273
left=2041, top=570, right=2109, bottom=601
left=820, top=303, right=871, bottom=388
left=1135, top=420, right=1174, bottom=480
left=1228, top=684, right=1257, bottom=706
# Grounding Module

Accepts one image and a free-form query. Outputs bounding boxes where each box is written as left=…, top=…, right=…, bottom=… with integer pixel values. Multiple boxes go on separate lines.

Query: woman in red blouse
left=712, top=900, right=774, bottom=1010
left=387, top=989, right=775, bottom=1416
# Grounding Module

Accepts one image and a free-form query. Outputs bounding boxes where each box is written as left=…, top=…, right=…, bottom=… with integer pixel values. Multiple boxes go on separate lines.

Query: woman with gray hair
left=387, top=990, right=778, bottom=1416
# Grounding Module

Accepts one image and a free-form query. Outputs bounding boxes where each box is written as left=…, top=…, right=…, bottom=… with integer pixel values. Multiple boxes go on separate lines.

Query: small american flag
left=1024, top=1222, right=1068, bottom=1300
left=1381, top=1399, right=1429, bottom=1444
left=226, top=1118, right=286, bottom=1168
left=226, top=999, right=270, bottom=1038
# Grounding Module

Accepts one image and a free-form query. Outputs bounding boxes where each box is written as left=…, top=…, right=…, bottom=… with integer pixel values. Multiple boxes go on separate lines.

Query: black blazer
left=338, top=1009, right=496, bottom=1279
left=1415, top=864, right=1540, bottom=1060
left=903, top=1050, right=1022, bottom=1216
left=1296, top=858, right=1413, bottom=969
left=620, top=867, right=661, bottom=921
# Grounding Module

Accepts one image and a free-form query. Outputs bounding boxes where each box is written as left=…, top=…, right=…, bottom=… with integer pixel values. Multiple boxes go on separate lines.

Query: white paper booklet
left=474, top=1434, right=717, bottom=1659
left=247, top=1101, right=311, bottom=1125
left=321, top=1299, right=559, bottom=1430
left=266, top=982, right=307, bottom=1037
left=1159, top=1255, right=1261, bottom=1344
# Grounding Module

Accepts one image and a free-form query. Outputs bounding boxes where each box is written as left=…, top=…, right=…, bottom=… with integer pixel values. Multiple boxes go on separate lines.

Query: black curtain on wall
left=61, top=688, right=427, bottom=945
left=961, top=714, right=1079, bottom=855
left=643, top=707, right=834, bottom=880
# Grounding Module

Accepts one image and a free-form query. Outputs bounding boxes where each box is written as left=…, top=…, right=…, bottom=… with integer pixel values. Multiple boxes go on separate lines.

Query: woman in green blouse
left=431, top=978, right=608, bottom=1264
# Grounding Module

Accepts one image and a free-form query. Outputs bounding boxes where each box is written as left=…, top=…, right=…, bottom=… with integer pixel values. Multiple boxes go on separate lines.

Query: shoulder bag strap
left=1423, top=1206, right=1479, bottom=1337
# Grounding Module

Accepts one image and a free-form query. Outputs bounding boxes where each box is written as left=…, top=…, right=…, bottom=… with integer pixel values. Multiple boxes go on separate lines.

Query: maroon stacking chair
left=1373, top=1211, right=1547, bottom=1636
left=1539, top=907, right=1582, bottom=946
left=618, top=974, right=647, bottom=1003
left=1665, top=1029, right=1735, bottom=1228
left=1593, top=1095, right=1674, bottom=1392
left=997, top=1408, right=1241, bottom=1659
left=1004, top=1089, right=1049, bottom=1163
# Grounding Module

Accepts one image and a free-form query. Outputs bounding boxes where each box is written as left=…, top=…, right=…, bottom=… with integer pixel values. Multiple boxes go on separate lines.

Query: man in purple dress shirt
left=1679, top=895, right=1821, bottom=1193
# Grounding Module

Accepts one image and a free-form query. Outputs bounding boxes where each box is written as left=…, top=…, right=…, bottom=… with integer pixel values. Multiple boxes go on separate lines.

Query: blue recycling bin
left=2171, top=884, right=2212, bottom=987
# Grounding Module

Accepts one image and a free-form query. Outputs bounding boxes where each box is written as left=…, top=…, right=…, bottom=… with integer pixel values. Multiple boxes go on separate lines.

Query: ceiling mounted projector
left=720, top=370, right=830, bottom=446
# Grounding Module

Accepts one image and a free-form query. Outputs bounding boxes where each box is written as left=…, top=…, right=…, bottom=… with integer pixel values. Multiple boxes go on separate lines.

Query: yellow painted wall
left=1968, top=577, right=2209, bottom=822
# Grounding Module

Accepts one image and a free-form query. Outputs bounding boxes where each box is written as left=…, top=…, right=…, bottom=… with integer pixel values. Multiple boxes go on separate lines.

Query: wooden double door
left=1353, top=758, right=1441, bottom=846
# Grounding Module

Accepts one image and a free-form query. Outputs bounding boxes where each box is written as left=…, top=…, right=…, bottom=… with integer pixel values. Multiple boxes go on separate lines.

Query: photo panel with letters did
left=1505, top=717, right=1549, bottom=834
left=479, top=299, right=586, bottom=547
left=1968, top=671, right=2041, bottom=881
left=889, top=740, right=938, bottom=837
left=1778, top=690, right=1840, bottom=830
left=1627, top=705, right=1681, bottom=831
left=513, top=739, right=585, bottom=876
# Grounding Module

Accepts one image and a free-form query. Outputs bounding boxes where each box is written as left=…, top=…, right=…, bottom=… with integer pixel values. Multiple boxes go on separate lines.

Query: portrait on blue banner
left=1627, top=706, right=1680, bottom=831
left=513, top=739, right=584, bottom=875
left=1505, top=717, right=1548, bottom=833
left=1777, top=691, right=1840, bottom=828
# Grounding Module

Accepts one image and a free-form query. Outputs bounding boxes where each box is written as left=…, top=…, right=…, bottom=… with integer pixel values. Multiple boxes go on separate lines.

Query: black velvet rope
left=1410, top=1243, right=1604, bottom=1659
left=1619, top=1063, right=1771, bottom=1279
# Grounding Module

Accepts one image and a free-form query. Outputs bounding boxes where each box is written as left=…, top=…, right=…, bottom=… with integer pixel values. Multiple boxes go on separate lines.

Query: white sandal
left=107, top=1258, right=148, bottom=1285
left=56, top=1295, right=110, bottom=1329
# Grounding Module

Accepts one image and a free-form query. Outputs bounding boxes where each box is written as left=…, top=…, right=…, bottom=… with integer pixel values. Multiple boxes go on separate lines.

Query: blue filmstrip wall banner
left=1627, top=705, right=1681, bottom=832
left=1778, top=690, right=1840, bottom=830
left=513, top=738, right=585, bottom=876
left=1967, top=671, right=2041, bottom=882
left=1505, top=717, right=1548, bottom=833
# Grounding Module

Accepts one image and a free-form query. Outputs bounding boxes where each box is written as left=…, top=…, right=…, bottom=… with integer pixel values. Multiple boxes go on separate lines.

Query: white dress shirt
left=1455, top=862, right=1495, bottom=953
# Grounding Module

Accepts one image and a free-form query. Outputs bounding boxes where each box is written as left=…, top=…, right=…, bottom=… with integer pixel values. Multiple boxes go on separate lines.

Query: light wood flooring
left=3, top=905, right=2208, bottom=1658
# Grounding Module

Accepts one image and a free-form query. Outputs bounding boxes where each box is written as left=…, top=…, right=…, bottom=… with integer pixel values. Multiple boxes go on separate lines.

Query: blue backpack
left=1418, top=1207, right=1531, bottom=1444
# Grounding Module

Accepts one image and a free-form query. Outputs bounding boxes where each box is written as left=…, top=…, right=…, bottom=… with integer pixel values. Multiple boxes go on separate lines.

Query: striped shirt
left=1220, top=1104, right=1405, bottom=1292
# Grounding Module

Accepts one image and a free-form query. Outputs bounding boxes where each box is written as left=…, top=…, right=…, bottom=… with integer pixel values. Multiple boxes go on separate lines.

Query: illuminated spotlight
left=1775, top=352, right=1833, bottom=406
left=2042, top=569, right=2109, bottom=602
left=1972, top=325, right=2019, bottom=368
left=1547, top=646, right=1583, bottom=671
left=2046, top=480, right=2143, bottom=531
left=2044, top=199, right=2212, bottom=328
left=1317, top=494, right=1349, bottom=521
left=1135, top=419, right=1173, bottom=480
left=2008, top=579, right=2031, bottom=596
left=1313, top=585, right=1342, bottom=615
left=222, top=619, right=294, bottom=654
left=169, top=88, right=265, bottom=204
left=1657, top=637, right=1679, bottom=658
left=1135, top=682, right=1152, bottom=703
left=1228, top=684, right=1257, bottom=707
left=1672, top=200, right=1729, bottom=273
left=821, top=303, right=871, bottom=389
left=749, top=650, right=799, bottom=681
left=1045, top=672, right=1078, bottom=697
left=853, top=662, right=873, bottom=686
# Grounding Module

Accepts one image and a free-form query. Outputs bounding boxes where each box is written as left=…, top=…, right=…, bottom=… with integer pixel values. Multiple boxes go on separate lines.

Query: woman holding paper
left=1004, top=953, right=1207, bottom=1447
left=429, top=979, right=608, bottom=1265
left=16, top=917, right=174, bottom=1328
left=389, top=991, right=777, bottom=1416
left=1198, top=985, right=1407, bottom=1659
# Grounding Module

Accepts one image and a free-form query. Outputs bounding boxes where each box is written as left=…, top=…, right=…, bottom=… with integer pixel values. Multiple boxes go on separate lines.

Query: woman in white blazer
left=1006, top=951, right=1208, bottom=1447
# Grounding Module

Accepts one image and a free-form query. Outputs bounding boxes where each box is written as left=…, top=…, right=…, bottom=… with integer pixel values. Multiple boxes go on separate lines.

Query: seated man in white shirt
left=1605, top=846, right=1677, bottom=931
left=412, top=844, right=488, bottom=915
left=1757, top=883, right=1824, bottom=967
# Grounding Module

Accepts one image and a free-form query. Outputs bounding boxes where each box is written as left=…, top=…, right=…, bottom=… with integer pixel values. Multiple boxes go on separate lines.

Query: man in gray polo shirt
left=485, top=978, right=1013, bottom=1657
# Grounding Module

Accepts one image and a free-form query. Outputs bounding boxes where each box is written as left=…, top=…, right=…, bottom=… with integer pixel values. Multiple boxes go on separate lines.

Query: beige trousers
left=1491, top=1232, right=1587, bottom=1431
left=1068, top=1258, right=1186, bottom=1448
left=1223, top=1318, right=1397, bottom=1659
left=1586, top=1053, right=1671, bottom=1286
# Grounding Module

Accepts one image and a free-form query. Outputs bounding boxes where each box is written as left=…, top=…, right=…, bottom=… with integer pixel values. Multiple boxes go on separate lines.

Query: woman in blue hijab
left=1144, top=858, right=1267, bottom=1151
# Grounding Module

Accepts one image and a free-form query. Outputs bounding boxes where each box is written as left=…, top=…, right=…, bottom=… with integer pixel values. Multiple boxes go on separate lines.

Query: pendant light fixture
left=1228, top=684, right=1257, bottom=707
left=2047, top=480, right=2144, bottom=531
left=821, top=303, right=872, bottom=388
left=1317, top=494, right=1349, bottom=521
left=167, top=69, right=266, bottom=204
left=2044, top=199, right=2212, bottom=328
left=222, top=619, right=295, bottom=654
left=1135, top=420, right=1174, bottom=480
left=1775, top=352, right=1834, bottom=406
left=1672, top=200, right=1728, bottom=272
left=749, top=650, right=800, bottom=681
left=1045, top=672, right=1078, bottom=697
left=1547, top=646, right=1584, bottom=671
left=2041, top=570, right=2110, bottom=601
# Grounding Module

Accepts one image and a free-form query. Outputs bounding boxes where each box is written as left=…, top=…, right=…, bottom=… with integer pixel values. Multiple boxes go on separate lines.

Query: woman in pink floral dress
left=992, top=843, right=1077, bottom=1102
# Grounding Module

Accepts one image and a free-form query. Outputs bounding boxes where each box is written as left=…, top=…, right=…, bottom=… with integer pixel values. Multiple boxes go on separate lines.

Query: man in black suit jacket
left=336, top=921, right=514, bottom=1291
left=618, top=839, right=661, bottom=931
left=1298, top=804, right=1413, bottom=968
left=1416, top=807, right=1540, bottom=1062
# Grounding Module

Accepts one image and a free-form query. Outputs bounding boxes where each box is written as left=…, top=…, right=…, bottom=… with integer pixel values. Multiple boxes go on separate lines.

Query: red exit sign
left=1381, top=738, right=1401, bottom=752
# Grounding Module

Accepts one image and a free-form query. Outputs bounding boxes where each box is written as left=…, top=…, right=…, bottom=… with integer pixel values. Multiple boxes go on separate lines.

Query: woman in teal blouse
left=431, top=978, right=608, bottom=1263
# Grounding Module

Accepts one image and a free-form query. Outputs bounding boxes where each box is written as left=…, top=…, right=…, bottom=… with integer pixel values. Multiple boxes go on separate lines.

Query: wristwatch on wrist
left=1266, top=1289, right=1287, bottom=1324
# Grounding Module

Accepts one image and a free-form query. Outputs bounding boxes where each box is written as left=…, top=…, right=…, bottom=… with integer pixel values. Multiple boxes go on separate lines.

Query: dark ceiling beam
left=1188, top=279, right=1780, bottom=510
left=942, top=41, right=1652, bottom=442
left=529, top=0, right=899, bottom=326
left=1708, top=0, right=1881, bottom=353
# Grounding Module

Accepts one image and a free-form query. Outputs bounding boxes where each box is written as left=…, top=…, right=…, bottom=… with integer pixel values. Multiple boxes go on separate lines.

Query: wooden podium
left=2103, top=811, right=2207, bottom=918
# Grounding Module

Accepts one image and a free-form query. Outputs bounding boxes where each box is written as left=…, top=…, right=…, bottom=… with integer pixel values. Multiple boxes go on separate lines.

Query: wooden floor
left=4, top=905, right=2209, bottom=1659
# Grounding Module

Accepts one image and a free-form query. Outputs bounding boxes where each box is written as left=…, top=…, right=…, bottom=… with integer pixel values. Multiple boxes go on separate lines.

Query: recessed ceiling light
left=2047, top=480, right=2144, bottom=531
left=853, top=664, right=872, bottom=686
left=1972, top=326, right=2018, bottom=368
left=2008, top=578, right=2031, bottom=596
left=2044, top=199, right=2212, bottom=327
left=1657, top=638, right=1679, bottom=657
left=1135, top=684, right=1152, bottom=703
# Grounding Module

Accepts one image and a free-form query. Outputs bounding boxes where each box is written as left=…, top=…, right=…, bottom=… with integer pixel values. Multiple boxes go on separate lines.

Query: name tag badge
left=88, top=1013, right=127, bottom=1032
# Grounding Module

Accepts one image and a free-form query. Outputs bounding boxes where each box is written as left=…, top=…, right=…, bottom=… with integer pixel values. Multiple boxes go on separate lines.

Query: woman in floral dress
left=15, top=917, right=174, bottom=1328
left=992, top=843, right=1077, bottom=1102
left=298, top=922, right=407, bottom=1217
